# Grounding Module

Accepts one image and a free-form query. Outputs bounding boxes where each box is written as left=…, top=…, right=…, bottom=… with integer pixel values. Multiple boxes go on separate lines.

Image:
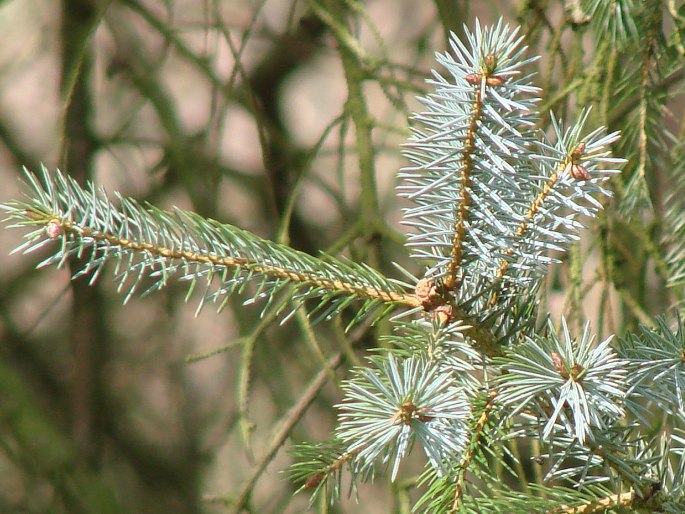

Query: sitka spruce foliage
left=4, top=17, right=685, bottom=514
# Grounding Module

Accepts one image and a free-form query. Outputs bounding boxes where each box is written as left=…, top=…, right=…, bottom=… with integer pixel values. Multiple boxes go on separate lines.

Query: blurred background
left=0, top=1, right=681, bottom=513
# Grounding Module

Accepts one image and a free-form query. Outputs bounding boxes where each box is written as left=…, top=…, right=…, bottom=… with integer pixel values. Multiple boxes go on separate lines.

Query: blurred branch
left=60, top=0, right=108, bottom=466
left=123, top=0, right=331, bottom=253
left=228, top=352, right=344, bottom=514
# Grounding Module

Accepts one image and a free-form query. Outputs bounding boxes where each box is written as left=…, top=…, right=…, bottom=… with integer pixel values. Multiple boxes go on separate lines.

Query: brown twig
left=451, top=391, right=498, bottom=512
left=43, top=215, right=422, bottom=307
left=443, top=89, right=484, bottom=291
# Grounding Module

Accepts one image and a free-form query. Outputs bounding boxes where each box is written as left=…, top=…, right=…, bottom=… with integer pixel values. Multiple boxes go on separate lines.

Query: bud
left=416, top=411, right=434, bottom=423
left=484, top=53, right=497, bottom=72
left=485, top=75, right=505, bottom=86
left=433, top=304, right=453, bottom=325
left=465, top=73, right=481, bottom=85
left=570, top=363, right=585, bottom=382
left=551, top=352, right=570, bottom=379
left=465, top=72, right=505, bottom=87
left=569, top=163, right=591, bottom=181
left=570, top=141, right=586, bottom=161
left=305, top=472, right=325, bottom=489
left=415, top=278, right=440, bottom=308
left=45, top=219, right=62, bottom=239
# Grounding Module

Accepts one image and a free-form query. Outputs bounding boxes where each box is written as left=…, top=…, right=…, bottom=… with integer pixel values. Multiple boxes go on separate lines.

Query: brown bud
left=45, top=219, right=62, bottom=239
left=551, top=352, right=570, bottom=379
left=415, top=278, right=441, bottom=309
left=305, top=472, right=325, bottom=489
left=570, top=363, right=584, bottom=382
left=571, top=141, right=586, bottom=160
left=416, top=413, right=434, bottom=423
left=415, top=278, right=435, bottom=299
left=433, top=304, right=453, bottom=325
left=569, top=163, right=591, bottom=181
left=394, top=401, right=420, bottom=425
left=401, top=401, right=417, bottom=415
left=465, top=72, right=505, bottom=87
left=465, top=73, right=481, bottom=85
left=485, top=75, right=505, bottom=87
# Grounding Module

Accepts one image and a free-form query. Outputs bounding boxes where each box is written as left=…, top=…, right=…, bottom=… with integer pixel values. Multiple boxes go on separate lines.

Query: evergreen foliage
left=2, top=7, right=685, bottom=514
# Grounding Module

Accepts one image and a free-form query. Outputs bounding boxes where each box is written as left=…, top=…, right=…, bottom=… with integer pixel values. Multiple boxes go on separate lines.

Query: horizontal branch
left=48, top=216, right=421, bottom=307
left=2, top=167, right=420, bottom=328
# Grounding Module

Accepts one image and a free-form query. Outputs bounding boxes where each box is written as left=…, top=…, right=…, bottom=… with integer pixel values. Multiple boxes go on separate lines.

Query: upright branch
left=399, top=19, right=542, bottom=331
left=443, top=83, right=483, bottom=290
left=625, top=0, right=664, bottom=214
left=488, top=148, right=576, bottom=307
left=445, top=52, right=516, bottom=291
left=401, top=21, right=622, bottom=354
left=486, top=112, right=622, bottom=309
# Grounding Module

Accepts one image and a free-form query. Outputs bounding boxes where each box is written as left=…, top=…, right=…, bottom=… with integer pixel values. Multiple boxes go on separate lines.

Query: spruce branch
left=622, top=0, right=668, bottom=215
left=490, top=110, right=623, bottom=305
left=398, top=20, right=622, bottom=354
left=666, top=138, right=685, bottom=287
left=1, top=167, right=420, bottom=324
left=656, top=429, right=685, bottom=511
left=336, top=353, right=470, bottom=481
left=2, top=168, right=514, bottom=351
left=415, top=446, right=624, bottom=514
left=497, top=318, right=627, bottom=444
left=522, top=412, right=650, bottom=491
left=583, top=0, right=639, bottom=45
left=7, top=11, right=683, bottom=513
left=619, top=314, right=685, bottom=417
left=288, top=440, right=360, bottom=506
left=399, top=19, right=540, bottom=286
left=614, top=0, right=677, bottom=217
left=382, top=319, right=482, bottom=391
left=490, top=111, right=624, bottom=307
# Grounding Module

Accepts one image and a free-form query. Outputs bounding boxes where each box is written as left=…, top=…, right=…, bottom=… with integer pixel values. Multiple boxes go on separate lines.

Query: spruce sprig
left=335, top=353, right=470, bottom=481
left=619, top=315, right=685, bottom=416
left=497, top=318, right=627, bottom=444
left=1, top=166, right=420, bottom=325
left=8, top=15, right=685, bottom=514
left=399, top=21, right=624, bottom=355
left=399, top=19, right=540, bottom=287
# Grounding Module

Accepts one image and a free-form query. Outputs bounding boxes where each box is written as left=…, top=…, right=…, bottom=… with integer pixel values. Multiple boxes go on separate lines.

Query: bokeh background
left=0, top=1, right=681, bottom=513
